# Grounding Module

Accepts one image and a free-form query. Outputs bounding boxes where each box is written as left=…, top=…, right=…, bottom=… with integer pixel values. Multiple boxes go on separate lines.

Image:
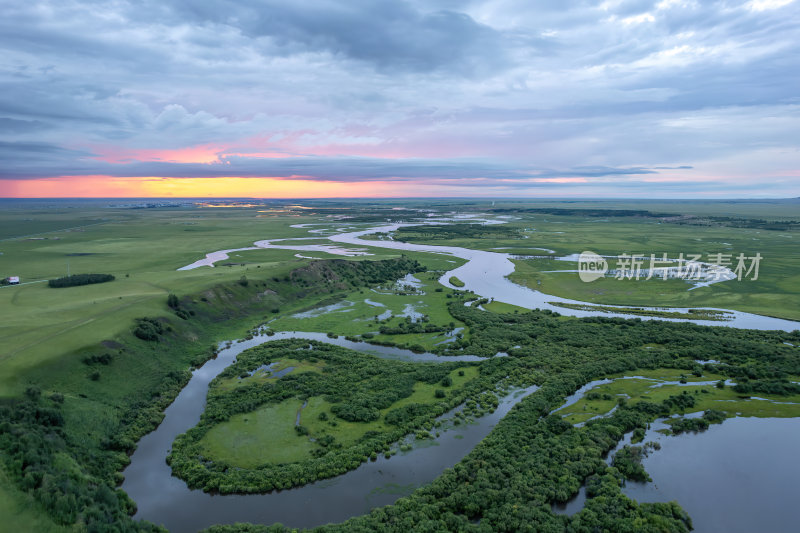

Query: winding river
left=180, top=218, right=799, bottom=332
left=121, top=331, right=536, bottom=532
left=122, top=215, right=799, bottom=531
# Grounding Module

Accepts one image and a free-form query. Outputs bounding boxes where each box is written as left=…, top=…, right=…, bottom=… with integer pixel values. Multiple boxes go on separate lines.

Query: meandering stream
left=122, top=216, right=800, bottom=531
left=121, top=331, right=536, bottom=532
left=180, top=218, right=799, bottom=332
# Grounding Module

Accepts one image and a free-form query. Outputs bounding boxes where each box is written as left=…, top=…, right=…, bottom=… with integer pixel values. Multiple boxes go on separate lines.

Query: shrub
left=133, top=317, right=165, bottom=341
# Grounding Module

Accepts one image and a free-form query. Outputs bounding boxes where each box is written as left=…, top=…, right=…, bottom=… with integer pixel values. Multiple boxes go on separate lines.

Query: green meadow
left=381, top=207, right=800, bottom=322
left=0, top=206, right=435, bottom=396
left=557, top=369, right=800, bottom=425
left=199, top=366, right=479, bottom=468
left=267, top=269, right=468, bottom=351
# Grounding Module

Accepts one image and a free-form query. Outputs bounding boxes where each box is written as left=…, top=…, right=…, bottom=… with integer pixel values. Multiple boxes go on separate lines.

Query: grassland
left=0, top=206, right=434, bottom=396
left=200, top=399, right=317, bottom=468
left=375, top=206, right=800, bottom=322
left=199, top=366, right=480, bottom=468
left=556, top=368, right=800, bottom=425
left=267, top=270, right=467, bottom=351
left=511, top=215, right=798, bottom=321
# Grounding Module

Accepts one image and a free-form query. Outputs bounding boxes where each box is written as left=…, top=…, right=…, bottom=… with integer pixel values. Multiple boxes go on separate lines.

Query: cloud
left=0, top=141, right=673, bottom=184
left=0, top=0, right=798, bottom=197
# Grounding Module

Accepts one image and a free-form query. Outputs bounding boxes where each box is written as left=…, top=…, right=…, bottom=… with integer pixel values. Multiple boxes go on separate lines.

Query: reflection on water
left=622, top=417, right=800, bottom=533
left=553, top=416, right=800, bottom=533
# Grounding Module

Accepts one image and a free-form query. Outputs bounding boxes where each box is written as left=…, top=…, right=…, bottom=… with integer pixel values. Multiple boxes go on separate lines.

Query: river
left=179, top=218, right=799, bottom=332
left=121, top=331, right=537, bottom=532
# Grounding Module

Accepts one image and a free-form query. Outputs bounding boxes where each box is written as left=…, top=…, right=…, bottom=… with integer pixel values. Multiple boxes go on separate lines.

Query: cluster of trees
left=438, top=298, right=800, bottom=378
left=377, top=319, right=448, bottom=335
left=394, top=224, right=520, bottom=242
left=732, top=378, right=800, bottom=396
left=289, top=257, right=426, bottom=289
left=613, top=445, right=652, bottom=482
left=167, top=293, right=194, bottom=320
left=132, top=317, right=166, bottom=341
left=48, top=273, right=115, bottom=288
left=669, top=409, right=727, bottom=434
left=0, top=388, right=163, bottom=532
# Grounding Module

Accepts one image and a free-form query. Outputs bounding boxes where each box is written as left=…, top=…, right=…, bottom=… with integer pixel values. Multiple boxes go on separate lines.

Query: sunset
left=2, top=0, right=799, bottom=198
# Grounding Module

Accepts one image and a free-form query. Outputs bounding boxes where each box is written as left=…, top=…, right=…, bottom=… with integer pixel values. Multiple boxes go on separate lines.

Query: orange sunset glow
left=0, top=176, right=468, bottom=198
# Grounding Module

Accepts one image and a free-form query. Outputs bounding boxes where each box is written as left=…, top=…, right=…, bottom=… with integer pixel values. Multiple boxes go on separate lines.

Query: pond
left=623, top=416, right=800, bottom=533
left=549, top=379, right=800, bottom=533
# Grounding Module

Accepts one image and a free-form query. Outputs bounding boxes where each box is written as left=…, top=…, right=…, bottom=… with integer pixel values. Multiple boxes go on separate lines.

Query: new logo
left=578, top=251, right=607, bottom=282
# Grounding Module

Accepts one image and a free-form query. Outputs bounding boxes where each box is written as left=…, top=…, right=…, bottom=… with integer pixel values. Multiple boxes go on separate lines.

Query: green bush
left=48, top=273, right=114, bottom=288
left=132, top=317, right=165, bottom=341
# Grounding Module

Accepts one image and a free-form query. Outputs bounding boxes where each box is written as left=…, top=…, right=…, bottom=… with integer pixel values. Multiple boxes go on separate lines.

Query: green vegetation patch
left=557, top=373, right=800, bottom=424
left=48, top=273, right=115, bottom=288
left=395, top=223, right=521, bottom=242
left=168, top=340, right=494, bottom=493
left=268, top=271, right=465, bottom=352
left=201, top=399, right=317, bottom=468
left=549, top=301, right=731, bottom=321
left=481, top=300, right=528, bottom=314
left=448, top=276, right=465, bottom=287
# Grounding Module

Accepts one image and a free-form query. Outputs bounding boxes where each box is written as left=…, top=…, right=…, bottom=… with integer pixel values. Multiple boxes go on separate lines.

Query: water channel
left=123, top=216, right=800, bottom=530
left=121, top=331, right=535, bottom=532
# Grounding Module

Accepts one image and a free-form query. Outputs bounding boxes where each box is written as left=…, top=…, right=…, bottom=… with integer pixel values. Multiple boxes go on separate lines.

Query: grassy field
left=199, top=366, right=480, bottom=468
left=200, top=399, right=318, bottom=467
left=0, top=206, right=454, bottom=396
left=506, top=214, right=799, bottom=321
left=267, top=270, right=467, bottom=350
left=0, top=207, right=325, bottom=395
left=557, top=368, right=800, bottom=424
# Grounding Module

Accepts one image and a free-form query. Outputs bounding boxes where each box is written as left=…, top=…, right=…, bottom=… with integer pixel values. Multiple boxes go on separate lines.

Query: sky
left=1, top=0, right=799, bottom=198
